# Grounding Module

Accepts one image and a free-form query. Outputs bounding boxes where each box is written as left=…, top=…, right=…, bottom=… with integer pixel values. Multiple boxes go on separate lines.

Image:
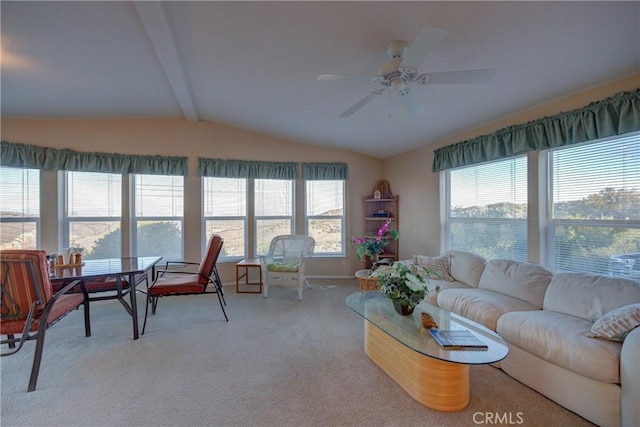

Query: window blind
left=447, top=156, right=528, bottom=261
left=545, top=132, right=640, bottom=275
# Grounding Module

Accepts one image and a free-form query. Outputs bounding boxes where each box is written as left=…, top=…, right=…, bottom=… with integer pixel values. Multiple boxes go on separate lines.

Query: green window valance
left=0, top=141, right=47, bottom=169
left=127, top=154, right=187, bottom=175
left=302, top=162, right=349, bottom=180
left=198, top=158, right=298, bottom=179
left=432, top=89, right=640, bottom=172
left=43, top=148, right=186, bottom=175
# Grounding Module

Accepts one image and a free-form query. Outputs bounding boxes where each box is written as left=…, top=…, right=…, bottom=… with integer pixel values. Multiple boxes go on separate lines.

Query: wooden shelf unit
left=363, top=195, right=399, bottom=268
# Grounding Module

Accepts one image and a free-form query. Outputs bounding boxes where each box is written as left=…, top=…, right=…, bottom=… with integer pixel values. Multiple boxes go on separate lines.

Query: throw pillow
left=413, top=255, right=454, bottom=281
left=587, top=303, right=640, bottom=342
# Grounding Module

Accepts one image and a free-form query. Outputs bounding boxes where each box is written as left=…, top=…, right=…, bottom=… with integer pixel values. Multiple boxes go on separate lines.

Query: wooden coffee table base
left=364, top=321, right=470, bottom=411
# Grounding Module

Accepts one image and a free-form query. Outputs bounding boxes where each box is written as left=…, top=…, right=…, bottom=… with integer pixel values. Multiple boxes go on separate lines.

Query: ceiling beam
left=133, top=1, right=198, bottom=121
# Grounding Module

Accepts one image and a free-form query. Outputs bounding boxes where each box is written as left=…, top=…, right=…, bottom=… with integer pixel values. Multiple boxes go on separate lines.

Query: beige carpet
left=1, top=279, right=594, bottom=427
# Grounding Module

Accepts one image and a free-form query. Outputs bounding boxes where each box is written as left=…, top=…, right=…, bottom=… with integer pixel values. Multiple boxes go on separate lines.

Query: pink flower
left=375, top=220, right=391, bottom=242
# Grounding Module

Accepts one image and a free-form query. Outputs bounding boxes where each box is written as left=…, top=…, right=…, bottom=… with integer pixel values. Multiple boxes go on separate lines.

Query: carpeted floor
left=1, top=279, right=594, bottom=427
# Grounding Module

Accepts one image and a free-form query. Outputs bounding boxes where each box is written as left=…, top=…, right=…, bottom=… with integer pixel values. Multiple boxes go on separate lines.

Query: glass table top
left=49, top=256, right=163, bottom=281
left=346, top=291, right=509, bottom=365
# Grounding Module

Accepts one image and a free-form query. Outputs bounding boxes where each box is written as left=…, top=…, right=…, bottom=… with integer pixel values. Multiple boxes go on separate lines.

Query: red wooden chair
left=1, top=250, right=91, bottom=392
left=141, top=234, right=228, bottom=334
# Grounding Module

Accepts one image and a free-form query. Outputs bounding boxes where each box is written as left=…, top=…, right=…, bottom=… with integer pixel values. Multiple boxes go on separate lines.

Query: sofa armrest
left=621, top=326, right=640, bottom=427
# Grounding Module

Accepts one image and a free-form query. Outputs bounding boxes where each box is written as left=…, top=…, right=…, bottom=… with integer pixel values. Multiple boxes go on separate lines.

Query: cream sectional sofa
left=413, top=250, right=640, bottom=427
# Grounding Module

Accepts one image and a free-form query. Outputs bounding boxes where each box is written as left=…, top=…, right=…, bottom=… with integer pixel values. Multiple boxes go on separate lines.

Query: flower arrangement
left=370, top=262, right=440, bottom=313
left=351, top=219, right=399, bottom=260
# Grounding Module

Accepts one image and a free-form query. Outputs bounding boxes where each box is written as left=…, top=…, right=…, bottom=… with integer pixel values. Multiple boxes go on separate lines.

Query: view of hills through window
left=447, top=133, right=639, bottom=276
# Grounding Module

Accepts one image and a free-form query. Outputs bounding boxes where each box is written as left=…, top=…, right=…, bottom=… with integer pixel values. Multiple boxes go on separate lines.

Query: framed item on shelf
left=373, top=189, right=381, bottom=199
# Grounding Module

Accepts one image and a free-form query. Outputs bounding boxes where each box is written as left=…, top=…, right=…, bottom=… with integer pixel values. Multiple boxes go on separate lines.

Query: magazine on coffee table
left=429, top=329, right=489, bottom=350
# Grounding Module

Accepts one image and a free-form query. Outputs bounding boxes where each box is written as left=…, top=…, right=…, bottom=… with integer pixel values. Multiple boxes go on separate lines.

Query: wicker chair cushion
left=267, top=262, right=300, bottom=272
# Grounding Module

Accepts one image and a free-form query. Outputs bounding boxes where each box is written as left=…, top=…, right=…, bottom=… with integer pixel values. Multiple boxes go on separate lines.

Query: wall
left=3, top=74, right=638, bottom=282
left=384, top=73, right=640, bottom=260
left=1, top=118, right=383, bottom=284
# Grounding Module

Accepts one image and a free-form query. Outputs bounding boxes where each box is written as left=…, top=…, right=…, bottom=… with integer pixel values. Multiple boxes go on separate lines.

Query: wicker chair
left=259, top=235, right=315, bottom=300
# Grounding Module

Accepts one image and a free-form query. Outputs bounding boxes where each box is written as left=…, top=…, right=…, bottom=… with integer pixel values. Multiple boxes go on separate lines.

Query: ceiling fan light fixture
left=397, top=85, right=411, bottom=97
left=386, top=40, right=408, bottom=59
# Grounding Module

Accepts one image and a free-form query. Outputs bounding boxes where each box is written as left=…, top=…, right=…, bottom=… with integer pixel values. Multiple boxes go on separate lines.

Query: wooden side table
left=236, top=258, right=263, bottom=294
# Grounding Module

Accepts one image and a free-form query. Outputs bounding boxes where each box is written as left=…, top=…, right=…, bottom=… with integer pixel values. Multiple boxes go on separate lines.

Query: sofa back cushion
left=444, top=250, right=486, bottom=288
left=543, top=273, right=640, bottom=322
left=478, top=259, right=553, bottom=309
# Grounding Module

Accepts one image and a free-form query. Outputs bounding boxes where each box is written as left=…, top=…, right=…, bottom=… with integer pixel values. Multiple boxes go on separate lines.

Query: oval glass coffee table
left=346, top=291, right=508, bottom=411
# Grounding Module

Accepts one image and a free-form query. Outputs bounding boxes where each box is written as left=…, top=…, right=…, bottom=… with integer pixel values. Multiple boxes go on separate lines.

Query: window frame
left=443, top=155, right=528, bottom=262
left=0, top=166, right=41, bottom=250
left=304, top=179, right=346, bottom=256
left=130, top=174, right=185, bottom=260
left=202, top=176, right=249, bottom=262
left=542, top=132, right=640, bottom=275
left=253, top=178, right=295, bottom=257
left=62, top=170, right=123, bottom=258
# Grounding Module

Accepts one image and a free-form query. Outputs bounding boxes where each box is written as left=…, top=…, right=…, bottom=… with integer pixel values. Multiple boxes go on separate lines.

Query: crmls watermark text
left=473, top=412, right=524, bottom=425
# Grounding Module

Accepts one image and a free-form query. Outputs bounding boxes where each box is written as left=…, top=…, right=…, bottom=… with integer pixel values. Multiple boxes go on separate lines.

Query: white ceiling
left=2, top=1, right=639, bottom=158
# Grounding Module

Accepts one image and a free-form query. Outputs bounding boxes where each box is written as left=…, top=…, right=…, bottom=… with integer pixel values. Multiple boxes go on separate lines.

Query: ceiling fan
left=317, top=26, right=497, bottom=118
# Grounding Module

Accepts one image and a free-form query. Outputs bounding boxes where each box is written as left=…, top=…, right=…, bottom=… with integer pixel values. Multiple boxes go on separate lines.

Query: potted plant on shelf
left=370, top=262, right=440, bottom=315
left=351, top=219, right=399, bottom=263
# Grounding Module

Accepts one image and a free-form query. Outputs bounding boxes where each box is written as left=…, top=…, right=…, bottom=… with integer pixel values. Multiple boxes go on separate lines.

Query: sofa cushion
left=543, top=273, right=640, bottom=322
left=478, top=259, right=553, bottom=309
left=437, top=288, right=539, bottom=331
left=425, top=279, right=471, bottom=306
left=413, top=254, right=454, bottom=281
left=497, top=310, right=622, bottom=383
left=444, top=250, right=486, bottom=288
left=588, top=304, right=640, bottom=342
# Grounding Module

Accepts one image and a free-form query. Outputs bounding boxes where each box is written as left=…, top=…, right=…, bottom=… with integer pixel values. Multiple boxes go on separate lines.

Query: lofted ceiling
left=2, top=1, right=639, bottom=159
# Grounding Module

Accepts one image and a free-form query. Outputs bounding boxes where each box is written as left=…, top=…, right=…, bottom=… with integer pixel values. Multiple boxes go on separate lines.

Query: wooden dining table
left=50, top=256, right=162, bottom=340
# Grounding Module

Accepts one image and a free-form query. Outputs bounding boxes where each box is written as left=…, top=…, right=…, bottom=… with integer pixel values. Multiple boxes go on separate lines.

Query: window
left=64, top=171, right=122, bottom=259
left=0, top=167, right=40, bottom=249
left=255, top=179, right=294, bottom=256
left=445, top=156, right=528, bottom=261
left=133, top=174, right=184, bottom=260
left=203, top=177, right=247, bottom=260
left=545, top=132, right=640, bottom=276
left=305, top=180, right=345, bottom=255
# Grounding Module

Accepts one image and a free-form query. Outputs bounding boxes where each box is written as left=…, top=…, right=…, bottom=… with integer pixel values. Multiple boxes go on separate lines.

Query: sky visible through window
left=450, top=132, right=639, bottom=208
left=552, top=133, right=639, bottom=202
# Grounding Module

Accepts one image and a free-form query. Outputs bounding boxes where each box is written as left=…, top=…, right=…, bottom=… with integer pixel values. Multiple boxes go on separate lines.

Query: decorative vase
left=392, top=300, right=415, bottom=315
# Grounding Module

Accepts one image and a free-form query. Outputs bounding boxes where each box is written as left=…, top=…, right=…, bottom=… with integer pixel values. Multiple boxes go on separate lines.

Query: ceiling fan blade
left=339, top=89, right=387, bottom=118
left=398, top=90, right=426, bottom=117
left=402, top=26, right=449, bottom=69
left=426, top=68, right=497, bottom=84
left=317, top=73, right=376, bottom=82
